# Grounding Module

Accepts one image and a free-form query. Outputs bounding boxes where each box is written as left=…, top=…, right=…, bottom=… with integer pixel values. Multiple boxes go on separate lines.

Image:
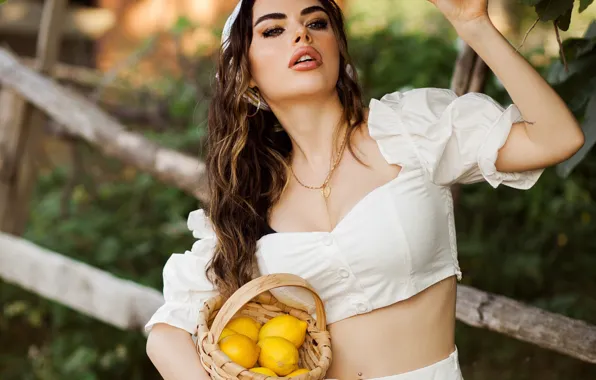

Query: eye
left=263, top=27, right=284, bottom=38
left=308, top=19, right=328, bottom=30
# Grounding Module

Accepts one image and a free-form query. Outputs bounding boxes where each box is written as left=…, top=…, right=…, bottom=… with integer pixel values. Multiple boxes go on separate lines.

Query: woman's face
left=248, top=0, right=340, bottom=107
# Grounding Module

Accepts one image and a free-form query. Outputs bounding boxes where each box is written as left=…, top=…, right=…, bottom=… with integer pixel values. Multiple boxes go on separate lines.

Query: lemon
left=219, top=334, right=260, bottom=369
left=257, top=337, right=299, bottom=376
left=258, top=315, right=308, bottom=348
left=287, top=368, right=310, bottom=377
left=225, top=316, right=262, bottom=342
left=218, top=327, right=237, bottom=342
left=249, top=367, right=277, bottom=376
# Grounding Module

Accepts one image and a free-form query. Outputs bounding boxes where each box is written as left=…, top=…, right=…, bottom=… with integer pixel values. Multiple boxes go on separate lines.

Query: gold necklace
left=290, top=129, right=349, bottom=199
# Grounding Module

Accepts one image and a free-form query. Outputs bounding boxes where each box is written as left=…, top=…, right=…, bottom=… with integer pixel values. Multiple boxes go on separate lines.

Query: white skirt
left=367, top=347, right=463, bottom=380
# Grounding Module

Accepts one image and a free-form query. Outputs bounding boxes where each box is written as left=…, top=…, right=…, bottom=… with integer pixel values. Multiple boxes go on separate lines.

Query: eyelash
left=263, top=19, right=329, bottom=38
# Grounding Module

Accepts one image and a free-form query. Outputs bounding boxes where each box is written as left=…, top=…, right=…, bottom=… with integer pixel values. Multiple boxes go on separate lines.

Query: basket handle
left=209, top=273, right=327, bottom=342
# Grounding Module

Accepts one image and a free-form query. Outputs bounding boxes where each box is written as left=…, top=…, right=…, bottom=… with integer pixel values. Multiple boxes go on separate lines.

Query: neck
left=269, top=92, right=347, bottom=172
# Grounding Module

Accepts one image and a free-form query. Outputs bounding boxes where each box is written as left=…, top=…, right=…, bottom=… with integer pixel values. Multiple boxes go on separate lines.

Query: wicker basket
left=195, top=273, right=332, bottom=380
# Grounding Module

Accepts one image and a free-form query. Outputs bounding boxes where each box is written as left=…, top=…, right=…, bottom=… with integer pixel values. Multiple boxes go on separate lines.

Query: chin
left=281, top=74, right=337, bottom=99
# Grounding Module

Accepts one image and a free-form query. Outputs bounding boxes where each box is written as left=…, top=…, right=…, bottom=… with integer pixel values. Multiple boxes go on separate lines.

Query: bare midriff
left=324, top=276, right=457, bottom=380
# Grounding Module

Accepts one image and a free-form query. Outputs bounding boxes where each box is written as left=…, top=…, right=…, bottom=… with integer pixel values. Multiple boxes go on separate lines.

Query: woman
left=145, top=0, right=584, bottom=379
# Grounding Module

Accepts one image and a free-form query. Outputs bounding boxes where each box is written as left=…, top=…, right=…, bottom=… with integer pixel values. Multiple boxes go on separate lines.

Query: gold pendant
left=322, top=185, right=331, bottom=199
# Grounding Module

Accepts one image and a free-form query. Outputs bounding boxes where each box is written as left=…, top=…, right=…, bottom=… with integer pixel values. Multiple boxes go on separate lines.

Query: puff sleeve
left=144, top=209, right=218, bottom=335
left=368, top=88, right=544, bottom=189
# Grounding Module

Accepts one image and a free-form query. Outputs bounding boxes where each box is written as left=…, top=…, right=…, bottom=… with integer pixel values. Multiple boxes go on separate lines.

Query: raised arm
left=428, top=0, right=585, bottom=173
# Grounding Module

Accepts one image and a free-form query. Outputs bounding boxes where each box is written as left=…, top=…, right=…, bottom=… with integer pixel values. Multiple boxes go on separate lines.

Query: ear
left=249, top=77, right=257, bottom=88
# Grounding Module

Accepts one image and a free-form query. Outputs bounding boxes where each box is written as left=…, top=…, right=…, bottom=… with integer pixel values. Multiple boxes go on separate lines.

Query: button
left=322, top=235, right=334, bottom=246
left=356, top=303, right=369, bottom=313
left=338, top=268, right=350, bottom=278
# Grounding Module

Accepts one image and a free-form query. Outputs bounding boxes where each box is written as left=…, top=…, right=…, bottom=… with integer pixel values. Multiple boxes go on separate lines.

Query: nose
left=294, top=27, right=312, bottom=45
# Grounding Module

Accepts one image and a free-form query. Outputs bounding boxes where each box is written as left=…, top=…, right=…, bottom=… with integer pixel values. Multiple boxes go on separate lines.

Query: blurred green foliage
left=1, top=8, right=596, bottom=380
left=523, top=0, right=594, bottom=30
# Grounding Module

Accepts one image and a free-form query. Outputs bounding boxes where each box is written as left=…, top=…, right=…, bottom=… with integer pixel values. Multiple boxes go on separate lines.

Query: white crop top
left=145, top=88, right=544, bottom=334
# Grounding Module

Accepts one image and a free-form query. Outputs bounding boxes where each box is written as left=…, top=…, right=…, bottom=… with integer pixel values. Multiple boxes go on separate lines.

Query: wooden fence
left=0, top=0, right=595, bottom=367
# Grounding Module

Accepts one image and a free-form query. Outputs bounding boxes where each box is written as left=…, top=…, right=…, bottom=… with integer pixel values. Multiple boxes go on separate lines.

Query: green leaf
left=579, top=0, right=595, bottom=12
left=547, top=48, right=596, bottom=83
left=62, top=347, right=98, bottom=374
left=3, top=301, right=28, bottom=317
left=27, top=309, right=43, bottom=328
left=535, top=0, right=574, bottom=21
left=585, top=20, right=596, bottom=38
left=561, top=37, right=596, bottom=60
left=556, top=7, right=572, bottom=31
left=552, top=71, right=596, bottom=113
left=557, top=91, right=596, bottom=177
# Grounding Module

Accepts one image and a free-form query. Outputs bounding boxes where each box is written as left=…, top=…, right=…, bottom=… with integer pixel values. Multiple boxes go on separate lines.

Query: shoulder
left=355, top=109, right=391, bottom=166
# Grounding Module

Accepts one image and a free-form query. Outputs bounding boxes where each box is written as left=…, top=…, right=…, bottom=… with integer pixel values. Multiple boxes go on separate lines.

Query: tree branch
left=0, top=47, right=209, bottom=203
left=457, top=285, right=596, bottom=363
left=20, top=57, right=159, bottom=98
left=0, top=232, right=163, bottom=333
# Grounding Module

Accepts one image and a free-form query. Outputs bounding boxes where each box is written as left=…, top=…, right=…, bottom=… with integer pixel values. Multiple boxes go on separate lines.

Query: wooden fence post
left=0, top=0, right=68, bottom=235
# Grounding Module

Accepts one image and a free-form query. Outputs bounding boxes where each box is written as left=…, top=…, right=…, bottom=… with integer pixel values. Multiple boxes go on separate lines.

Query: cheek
left=319, top=33, right=341, bottom=72
left=321, top=35, right=339, bottom=64
left=249, top=40, right=286, bottom=85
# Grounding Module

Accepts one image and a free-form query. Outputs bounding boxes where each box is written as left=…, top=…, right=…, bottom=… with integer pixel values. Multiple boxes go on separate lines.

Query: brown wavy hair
left=205, top=0, right=365, bottom=298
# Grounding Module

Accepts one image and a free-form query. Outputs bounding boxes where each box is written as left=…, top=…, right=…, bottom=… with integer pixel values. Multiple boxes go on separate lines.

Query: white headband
left=222, top=1, right=243, bottom=51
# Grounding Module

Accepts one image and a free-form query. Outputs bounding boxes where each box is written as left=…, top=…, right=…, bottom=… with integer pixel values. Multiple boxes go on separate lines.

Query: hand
left=427, top=0, right=489, bottom=27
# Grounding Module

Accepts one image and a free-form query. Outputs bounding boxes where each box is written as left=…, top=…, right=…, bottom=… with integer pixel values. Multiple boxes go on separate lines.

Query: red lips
left=288, top=46, right=323, bottom=71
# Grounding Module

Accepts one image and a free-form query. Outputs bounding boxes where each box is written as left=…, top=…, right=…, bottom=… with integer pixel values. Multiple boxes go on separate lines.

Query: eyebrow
left=254, top=5, right=328, bottom=27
